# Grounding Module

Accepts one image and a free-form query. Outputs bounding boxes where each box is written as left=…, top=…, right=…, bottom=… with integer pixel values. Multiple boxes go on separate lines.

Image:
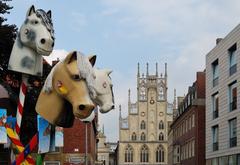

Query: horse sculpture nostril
left=111, top=105, right=115, bottom=109
left=52, top=42, right=54, bottom=47
left=79, top=105, right=86, bottom=111
left=40, top=39, right=46, bottom=44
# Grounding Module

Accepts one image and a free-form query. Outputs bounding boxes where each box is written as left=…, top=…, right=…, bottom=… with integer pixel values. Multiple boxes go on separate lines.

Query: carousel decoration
left=5, top=5, right=54, bottom=164
left=2, top=4, right=115, bottom=165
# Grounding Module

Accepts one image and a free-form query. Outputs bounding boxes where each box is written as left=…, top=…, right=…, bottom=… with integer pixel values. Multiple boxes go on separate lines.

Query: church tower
left=118, top=63, right=173, bottom=165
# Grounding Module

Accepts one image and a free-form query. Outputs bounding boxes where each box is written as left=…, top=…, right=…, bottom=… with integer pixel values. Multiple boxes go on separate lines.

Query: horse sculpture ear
left=88, top=55, right=96, bottom=67
left=27, top=5, right=35, bottom=17
left=104, top=69, right=113, bottom=76
left=64, top=51, right=77, bottom=64
left=47, top=10, right=52, bottom=19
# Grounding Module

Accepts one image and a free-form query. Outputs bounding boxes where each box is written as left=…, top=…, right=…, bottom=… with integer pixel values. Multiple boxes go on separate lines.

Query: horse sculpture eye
left=34, top=21, right=39, bottom=24
left=103, top=82, right=107, bottom=88
left=24, top=29, right=29, bottom=34
left=72, top=74, right=81, bottom=81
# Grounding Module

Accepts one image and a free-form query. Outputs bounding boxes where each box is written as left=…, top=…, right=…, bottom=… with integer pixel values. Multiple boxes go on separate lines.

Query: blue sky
left=6, top=0, right=240, bottom=142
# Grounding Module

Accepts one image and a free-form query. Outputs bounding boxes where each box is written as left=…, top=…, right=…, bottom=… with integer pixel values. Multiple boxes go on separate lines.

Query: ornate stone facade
left=118, top=63, right=173, bottom=165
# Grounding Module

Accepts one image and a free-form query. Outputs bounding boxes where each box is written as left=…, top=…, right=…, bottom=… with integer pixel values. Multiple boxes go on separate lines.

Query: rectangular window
left=212, top=93, right=219, bottom=119
left=229, top=82, right=237, bottom=111
left=189, top=117, right=191, bottom=131
left=229, top=44, right=237, bottom=76
left=44, top=161, right=60, bottom=165
left=192, top=114, right=195, bottom=128
left=212, top=59, right=219, bottom=87
left=229, top=118, right=237, bottom=148
left=186, top=119, right=188, bottom=132
left=228, top=155, right=237, bottom=165
left=212, top=125, right=219, bottom=151
left=192, top=140, right=195, bottom=157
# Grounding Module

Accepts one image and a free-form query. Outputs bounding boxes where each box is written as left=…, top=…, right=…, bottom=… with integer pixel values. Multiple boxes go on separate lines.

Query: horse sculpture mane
left=8, top=5, right=54, bottom=76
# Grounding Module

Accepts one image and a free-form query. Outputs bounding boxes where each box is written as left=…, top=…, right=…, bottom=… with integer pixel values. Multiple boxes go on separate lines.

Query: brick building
left=44, top=118, right=98, bottom=165
left=171, top=72, right=205, bottom=165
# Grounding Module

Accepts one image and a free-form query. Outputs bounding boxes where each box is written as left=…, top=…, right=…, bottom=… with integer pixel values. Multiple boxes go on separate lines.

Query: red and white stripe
left=16, top=78, right=27, bottom=135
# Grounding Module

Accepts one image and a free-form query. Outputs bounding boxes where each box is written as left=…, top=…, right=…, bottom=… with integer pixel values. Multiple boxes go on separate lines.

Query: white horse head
left=20, top=5, right=54, bottom=55
left=79, top=68, right=114, bottom=123
left=92, top=68, right=114, bottom=113
left=8, top=5, right=55, bottom=76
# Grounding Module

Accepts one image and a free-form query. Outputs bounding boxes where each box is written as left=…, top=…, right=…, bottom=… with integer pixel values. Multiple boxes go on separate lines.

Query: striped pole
left=14, top=134, right=38, bottom=165
left=5, top=124, right=35, bottom=164
left=15, top=75, right=28, bottom=135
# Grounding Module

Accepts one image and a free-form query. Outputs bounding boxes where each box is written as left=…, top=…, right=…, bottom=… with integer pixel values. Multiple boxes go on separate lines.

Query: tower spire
left=165, top=63, right=167, bottom=77
left=137, top=63, right=140, bottom=77
left=173, top=89, right=177, bottom=109
left=119, top=105, right=122, bottom=119
left=128, top=89, right=131, bottom=104
left=146, top=63, right=149, bottom=76
left=156, top=63, right=158, bottom=76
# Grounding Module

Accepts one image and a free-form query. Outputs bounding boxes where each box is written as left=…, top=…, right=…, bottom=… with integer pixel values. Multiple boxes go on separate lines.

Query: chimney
left=216, top=38, right=222, bottom=45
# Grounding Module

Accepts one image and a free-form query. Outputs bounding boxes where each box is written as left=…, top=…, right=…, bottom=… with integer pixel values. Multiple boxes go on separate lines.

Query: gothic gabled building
left=118, top=63, right=173, bottom=165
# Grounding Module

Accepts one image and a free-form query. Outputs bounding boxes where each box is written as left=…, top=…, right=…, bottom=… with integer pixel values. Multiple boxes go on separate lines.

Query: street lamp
left=81, top=110, right=96, bottom=165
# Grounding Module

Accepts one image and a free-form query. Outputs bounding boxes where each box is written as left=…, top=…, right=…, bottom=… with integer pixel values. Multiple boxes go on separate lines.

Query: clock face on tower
left=150, top=97, right=155, bottom=104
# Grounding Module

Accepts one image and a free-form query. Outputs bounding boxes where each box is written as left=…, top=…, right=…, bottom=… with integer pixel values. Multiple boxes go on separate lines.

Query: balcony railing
left=213, top=77, right=219, bottom=87
left=230, top=99, right=237, bottom=111
left=230, top=137, right=237, bottom=147
left=213, top=110, right=219, bottom=119
left=229, top=64, right=237, bottom=76
left=213, top=142, right=218, bottom=151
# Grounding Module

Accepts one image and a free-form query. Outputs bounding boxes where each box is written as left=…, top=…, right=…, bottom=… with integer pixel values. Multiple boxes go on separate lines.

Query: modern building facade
left=118, top=63, right=173, bottom=165
left=206, top=24, right=240, bottom=164
left=172, top=72, right=206, bottom=165
left=168, top=127, right=174, bottom=165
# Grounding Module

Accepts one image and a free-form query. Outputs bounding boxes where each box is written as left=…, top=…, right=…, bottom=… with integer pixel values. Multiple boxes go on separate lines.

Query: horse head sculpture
left=8, top=5, right=54, bottom=76
left=79, top=68, right=115, bottom=122
left=92, top=68, right=114, bottom=113
left=36, top=51, right=96, bottom=127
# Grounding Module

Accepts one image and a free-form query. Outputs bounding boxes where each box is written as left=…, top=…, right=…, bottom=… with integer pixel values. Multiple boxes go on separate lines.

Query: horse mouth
left=37, top=46, right=52, bottom=55
left=56, top=99, right=74, bottom=128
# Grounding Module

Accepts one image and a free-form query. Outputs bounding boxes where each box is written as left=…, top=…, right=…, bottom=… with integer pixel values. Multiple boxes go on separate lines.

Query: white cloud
left=98, top=0, right=240, bottom=141
left=43, top=49, right=68, bottom=64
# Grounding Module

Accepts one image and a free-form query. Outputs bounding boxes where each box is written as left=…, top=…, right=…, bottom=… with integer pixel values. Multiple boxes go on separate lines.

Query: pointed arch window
left=141, top=132, right=146, bottom=141
left=140, top=120, right=146, bottom=129
left=159, top=86, right=164, bottom=100
left=159, top=132, right=164, bottom=141
left=125, top=144, right=133, bottom=162
left=159, top=120, right=164, bottom=129
left=156, top=145, right=165, bottom=162
left=140, top=145, right=149, bottom=162
left=132, top=132, right=137, bottom=141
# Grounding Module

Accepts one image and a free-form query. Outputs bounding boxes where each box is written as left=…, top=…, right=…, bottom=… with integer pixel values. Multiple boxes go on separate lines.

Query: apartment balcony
left=213, top=77, right=219, bottom=87
left=230, top=137, right=237, bottom=148
left=213, top=142, right=218, bottom=151
left=230, top=99, right=237, bottom=112
left=229, top=64, right=237, bottom=76
left=213, top=110, right=219, bottom=119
